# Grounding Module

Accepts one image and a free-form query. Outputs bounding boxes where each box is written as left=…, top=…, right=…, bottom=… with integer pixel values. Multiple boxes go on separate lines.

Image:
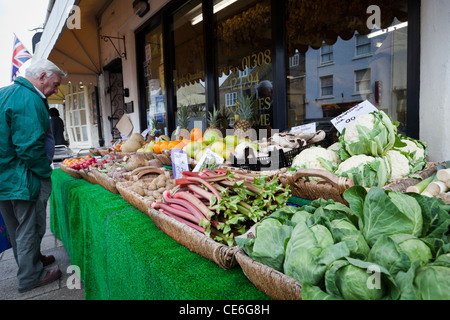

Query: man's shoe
left=18, top=269, right=62, bottom=294
left=41, top=254, right=56, bottom=267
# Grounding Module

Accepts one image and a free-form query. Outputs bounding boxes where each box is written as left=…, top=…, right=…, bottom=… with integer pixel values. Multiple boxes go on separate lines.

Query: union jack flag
left=11, top=34, right=32, bottom=82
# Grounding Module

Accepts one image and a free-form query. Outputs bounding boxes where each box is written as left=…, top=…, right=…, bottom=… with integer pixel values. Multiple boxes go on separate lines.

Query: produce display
left=152, top=168, right=290, bottom=246
left=57, top=110, right=449, bottom=301
left=289, top=110, right=429, bottom=188
left=236, top=186, right=450, bottom=300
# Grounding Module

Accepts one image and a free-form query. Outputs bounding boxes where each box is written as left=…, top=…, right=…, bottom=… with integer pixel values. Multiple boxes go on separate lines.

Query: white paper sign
left=331, top=100, right=378, bottom=133
left=171, top=149, right=190, bottom=179
left=193, top=149, right=224, bottom=172
left=290, top=122, right=317, bottom=134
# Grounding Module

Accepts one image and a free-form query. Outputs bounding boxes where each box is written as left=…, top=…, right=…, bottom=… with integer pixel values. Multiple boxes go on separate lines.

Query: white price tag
left=290, top=122, right=317, bottom=134
left=171, top=149, right=190, bottom=179
left=193, top=149, right=224, bottom=173
left=331, top=100, right=378, bottom=133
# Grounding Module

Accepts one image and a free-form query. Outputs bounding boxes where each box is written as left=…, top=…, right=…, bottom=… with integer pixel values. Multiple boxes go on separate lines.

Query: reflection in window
left=321, top=76, right=333, bottom=97
left=355, top=69, right=371, bottom=93
left=285, top=0, right=408, bottom=135
left=215, top=0, right=273, bottom=132
left=321, top=45, right=333, bottom=64
left=356, top=34, right=371, bottom=56
left=173, top=0, right=206, bottom=132
left=143, top=24, right=167, bottom=134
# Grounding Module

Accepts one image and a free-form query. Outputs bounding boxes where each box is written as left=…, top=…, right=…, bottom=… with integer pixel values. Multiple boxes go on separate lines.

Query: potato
left=125, top=154, right=149, bottom=171
left=130, top=185, right=145, bottom=196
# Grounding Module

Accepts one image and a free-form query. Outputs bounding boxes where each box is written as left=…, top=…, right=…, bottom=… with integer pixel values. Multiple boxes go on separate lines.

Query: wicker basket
left=78, top=170, right=98, bottom=185
left=116, top=168, right=167, bottom=214
left=147, top=207, right=238, bottom=270
left=92, top=169, right=123, bottom=194
left=59, top=164, right=82, bottom=179
left=279, top=168, right=354, bottom=205
left=235, top=248, right=302, bottom=300
left=279, top=163, right=439, bottom=205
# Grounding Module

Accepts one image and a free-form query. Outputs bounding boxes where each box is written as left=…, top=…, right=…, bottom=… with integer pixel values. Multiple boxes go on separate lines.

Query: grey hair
left=258, top=80, right=273, bottom=90
left=25, top=59, right=67, bottom=79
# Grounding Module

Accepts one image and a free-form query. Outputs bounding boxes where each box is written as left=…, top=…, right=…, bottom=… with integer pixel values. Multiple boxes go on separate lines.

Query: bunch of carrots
left=152, top=168, right=290, bottom=246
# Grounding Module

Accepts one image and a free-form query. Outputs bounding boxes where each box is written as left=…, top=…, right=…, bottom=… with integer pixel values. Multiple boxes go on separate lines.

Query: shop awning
left=48, top=85, right=66, bottom=104
left=34, top=0, right=112, bottom=86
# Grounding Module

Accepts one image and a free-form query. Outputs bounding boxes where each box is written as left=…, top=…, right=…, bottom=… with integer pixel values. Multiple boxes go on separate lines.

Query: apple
left=195, top=149, right=208, bottom=162
left=183, top=141, right=204, bottom=158
left=224, top=135, right=239, bottom=149
left=210, top=141, right=226, bottom=155
left=203, top=130, right=222, bottom=145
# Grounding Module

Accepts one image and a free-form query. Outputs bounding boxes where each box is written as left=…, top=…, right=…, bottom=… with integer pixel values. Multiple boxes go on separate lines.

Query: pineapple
left=205, top=105, right=224, bottom=137
left=234, top=95, right=255, bottom=139
left=176, top=105, right=191, bottom=140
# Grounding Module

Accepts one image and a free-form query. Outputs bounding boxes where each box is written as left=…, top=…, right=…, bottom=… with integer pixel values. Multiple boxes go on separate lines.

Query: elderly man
left=0, top=59, right=66, bottom=293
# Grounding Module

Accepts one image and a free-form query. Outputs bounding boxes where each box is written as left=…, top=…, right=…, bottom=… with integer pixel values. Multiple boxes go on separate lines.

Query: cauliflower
left=335, top=155, right=375, bottom=175
left=338, top=110, right=397, bottom=160
left=398, top=139, right=425, bottom=161
left=343, top=113, right=375, bottom=143
left=292, top=146, right=341, bottom=172
left=387, top=150, right=410, bottom=183
left=335, top=154, right=392, bottom=188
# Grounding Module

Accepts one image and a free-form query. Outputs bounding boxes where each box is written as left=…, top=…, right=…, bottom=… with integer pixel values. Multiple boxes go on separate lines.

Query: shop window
left=355, top=69, right=371, bottom=94
left=214, top=0, right=273, bottom=132
left=142, top=24, right=167, bottom=135
left=355, top=34, right=371, bottom=57
left=289, top=53, right=300, bottom=68
left=320, top=44, right=333, bottom=64
left=225, top=92, right=237, bottom=107
left=320, top=76, right=333, bottom=97
left=285, top=0, right=408, bottom=134
left=65, top=83, right=91, bottom=147
left=172, top=0, right=206, bottom=132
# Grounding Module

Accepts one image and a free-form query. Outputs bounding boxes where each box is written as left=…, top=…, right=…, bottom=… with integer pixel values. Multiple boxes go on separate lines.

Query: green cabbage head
left=283, top=222, right=349, bottom=286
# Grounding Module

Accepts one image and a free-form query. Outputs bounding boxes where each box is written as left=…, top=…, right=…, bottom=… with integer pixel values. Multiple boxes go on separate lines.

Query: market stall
left=54, top=103, right=450, bottom=300
left=49, top=169, right=270, bottom=300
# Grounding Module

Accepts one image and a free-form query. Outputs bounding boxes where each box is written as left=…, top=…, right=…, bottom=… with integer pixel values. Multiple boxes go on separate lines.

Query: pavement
left=0, top=203, right=85, bottom=300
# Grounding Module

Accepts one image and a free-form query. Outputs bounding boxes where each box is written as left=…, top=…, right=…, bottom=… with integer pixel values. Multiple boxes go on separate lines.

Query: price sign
left=171, top=149, right=190, bottom=179
left=331, top=100, right=378, bottom=133
left=193, top=149, right=224, bottom=173
left=290, top=122, right=317, bottom=134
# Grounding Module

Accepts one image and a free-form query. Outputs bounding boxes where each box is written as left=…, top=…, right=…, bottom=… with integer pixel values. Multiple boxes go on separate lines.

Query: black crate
left=229, top=148, right=286, bottom=172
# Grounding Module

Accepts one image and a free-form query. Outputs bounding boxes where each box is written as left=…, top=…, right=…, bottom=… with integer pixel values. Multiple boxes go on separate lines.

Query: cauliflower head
left=292, top=146, right=341, bottom=172
left=387, top=150, right=410, bottom=183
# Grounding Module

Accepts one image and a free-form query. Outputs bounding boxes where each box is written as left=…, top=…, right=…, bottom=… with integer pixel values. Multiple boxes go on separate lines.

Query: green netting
left=287, top=196, right=312, bottom=207
left=50, top=169, right=270, bottom=300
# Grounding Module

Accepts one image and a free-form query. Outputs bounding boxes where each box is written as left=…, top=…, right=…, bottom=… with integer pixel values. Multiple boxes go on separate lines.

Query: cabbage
left=344, top=187, right=423, bottom=246
left=283, top=221, right=350, bottom=286
left=236, top=217, right=293, bottom=272
left=335, top=155, right=392, bottom=188
left=330, top=219, right=370, bottom=260
left=339, top=110, right=398, bottom=160
left=367, top=234, right=432, bottom=277
left=395, top=253, right=450, bottom=300
left=322, top=258, right=400, bottom=300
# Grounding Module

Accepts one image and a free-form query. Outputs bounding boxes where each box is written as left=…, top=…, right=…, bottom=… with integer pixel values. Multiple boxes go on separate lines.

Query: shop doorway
left=105, top=58, right=125, bottom=140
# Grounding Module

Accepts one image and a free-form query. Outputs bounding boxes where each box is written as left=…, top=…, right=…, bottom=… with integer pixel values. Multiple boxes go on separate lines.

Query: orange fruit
left=153, top=142, right=162, bottom=154
left=168, top=141, right=181, bottom=149
left=159, top=141, right=170, bottom=152
left=196, top=137, right=204, bottom=143
left=190, top=128, right=203, bottom=141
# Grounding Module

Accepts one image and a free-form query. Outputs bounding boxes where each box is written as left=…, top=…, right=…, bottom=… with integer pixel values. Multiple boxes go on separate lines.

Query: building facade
left=35, top=0, right=450, bottom=161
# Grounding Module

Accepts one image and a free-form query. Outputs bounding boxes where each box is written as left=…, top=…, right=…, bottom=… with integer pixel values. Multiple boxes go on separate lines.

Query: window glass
left=143, top=24, right=167, bottom=134
left=286, top=0, right=408, bottom=135
left=172, top=0, right=206, bottom=132
left=215, top=0, right=273, bottom=133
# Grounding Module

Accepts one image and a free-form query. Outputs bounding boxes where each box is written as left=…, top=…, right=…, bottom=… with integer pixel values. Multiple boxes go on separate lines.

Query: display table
left=49, top=169, right=270, bottom=300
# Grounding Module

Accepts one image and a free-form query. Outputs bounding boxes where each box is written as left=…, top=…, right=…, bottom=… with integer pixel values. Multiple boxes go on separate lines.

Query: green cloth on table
left=50, top=169, right=270, bottom=300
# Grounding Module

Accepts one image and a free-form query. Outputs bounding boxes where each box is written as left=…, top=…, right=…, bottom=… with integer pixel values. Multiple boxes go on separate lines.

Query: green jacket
left=0, top=77, right=52, bottom=201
